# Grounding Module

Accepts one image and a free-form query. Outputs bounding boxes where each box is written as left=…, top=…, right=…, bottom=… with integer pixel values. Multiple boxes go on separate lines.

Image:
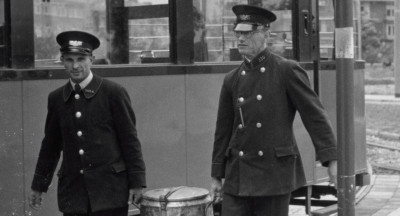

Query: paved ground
left=289, top=204, right=326, bottom=216
left=289, top=175, right=400, bottom=216
left=288, top=95, right=400, bottom=215
left=365, top=94, right=400, bottom=103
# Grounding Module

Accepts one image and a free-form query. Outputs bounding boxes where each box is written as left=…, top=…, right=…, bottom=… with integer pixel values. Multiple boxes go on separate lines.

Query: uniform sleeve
left=211, top=79, right=234, bottom=178
left=111, top=86, right=146, bottom=188
left=284, top=62, right=337, bottom=166
left=31, top=94, right=62, bottom=192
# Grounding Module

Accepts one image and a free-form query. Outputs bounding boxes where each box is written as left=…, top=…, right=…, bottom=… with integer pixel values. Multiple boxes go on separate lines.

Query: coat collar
left=63, top=74, right=103, bottom=102
left=244, top=48, right=271, bottom=69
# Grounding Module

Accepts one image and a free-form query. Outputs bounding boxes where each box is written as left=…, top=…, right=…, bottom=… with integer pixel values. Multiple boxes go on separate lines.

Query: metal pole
left=335, top=0, right=356, bottom=215
left=355, top=0, right=362, bottom=60
left=395, top=0, right=400, bottom=97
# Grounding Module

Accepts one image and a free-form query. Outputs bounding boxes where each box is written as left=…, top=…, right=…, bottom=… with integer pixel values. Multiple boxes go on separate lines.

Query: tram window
left=0, top=0, right=6, bottom=67
left=125, top=0, right=170, bottom=64
left=33, top=0, right=171, bottom=67
left=319, top=0, right=335, bottom=60
left=193, top=0, right=293, bottom=63
left=319, top=0, right=361, bottom=60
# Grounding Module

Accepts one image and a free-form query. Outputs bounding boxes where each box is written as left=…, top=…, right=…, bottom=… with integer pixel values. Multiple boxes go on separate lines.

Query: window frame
left=2, top=0, right=344, bottom=69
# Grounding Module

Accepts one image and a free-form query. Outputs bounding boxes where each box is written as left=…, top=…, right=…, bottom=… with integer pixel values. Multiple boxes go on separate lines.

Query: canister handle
left=159, top=186, right=186, bottom=216
left=204, top=195, right=215, bottom=216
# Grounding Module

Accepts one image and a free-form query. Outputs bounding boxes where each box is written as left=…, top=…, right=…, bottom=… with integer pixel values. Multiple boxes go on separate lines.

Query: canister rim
left=142, top=186, right=209, bottom=202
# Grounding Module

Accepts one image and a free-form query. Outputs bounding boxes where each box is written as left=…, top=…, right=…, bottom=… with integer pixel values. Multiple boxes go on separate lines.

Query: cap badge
left=240, top=15, right=251, bottom=20
left=69, top=40, right=83, bottom=47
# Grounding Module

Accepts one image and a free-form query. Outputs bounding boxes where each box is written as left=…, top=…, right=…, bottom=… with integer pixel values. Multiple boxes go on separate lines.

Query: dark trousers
left=64, top=205, right=128, bottom=216
left=222, top=193, right=291, bottom=216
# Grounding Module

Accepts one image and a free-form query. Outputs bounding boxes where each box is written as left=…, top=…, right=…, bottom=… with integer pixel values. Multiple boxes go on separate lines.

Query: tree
left=361, top=20, right=382, bottom=64
left=361, top=19, right=394, bottom=66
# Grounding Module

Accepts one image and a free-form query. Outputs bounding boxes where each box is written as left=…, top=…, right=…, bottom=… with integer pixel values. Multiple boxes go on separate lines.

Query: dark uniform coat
left=31, top=75, right=146, bottom=213
left=211, top=49, right=337, bottom=196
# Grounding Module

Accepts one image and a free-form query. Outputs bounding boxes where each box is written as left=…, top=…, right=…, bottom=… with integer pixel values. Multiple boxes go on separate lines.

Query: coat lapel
left=82, top=75, right=103, bottom=99
left=63, top=75, right=103, bottom=102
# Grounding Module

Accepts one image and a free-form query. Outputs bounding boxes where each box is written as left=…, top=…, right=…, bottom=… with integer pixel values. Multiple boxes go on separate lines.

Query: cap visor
left=234, top=23, right=254, bottom=31
left=61, top=47, right=92, bottom=55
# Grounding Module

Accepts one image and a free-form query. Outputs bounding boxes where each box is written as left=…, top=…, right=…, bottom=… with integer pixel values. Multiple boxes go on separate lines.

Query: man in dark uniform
left=29, top=31, right=146, bottom=216
left=210, top=5, right=337, bottom=216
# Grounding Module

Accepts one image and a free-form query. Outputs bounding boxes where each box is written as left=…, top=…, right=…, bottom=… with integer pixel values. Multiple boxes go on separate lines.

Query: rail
left=367, top=141, right=400, bottom=173
left=366, top=141, right=400, bottom=151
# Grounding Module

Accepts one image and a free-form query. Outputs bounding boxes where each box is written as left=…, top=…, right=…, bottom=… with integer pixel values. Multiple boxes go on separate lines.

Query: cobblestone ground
left=366, top=100, right=400, bottom=174
left=288, top=97, right=400, bottom=215
left=366, top=101, right=400, bottom=135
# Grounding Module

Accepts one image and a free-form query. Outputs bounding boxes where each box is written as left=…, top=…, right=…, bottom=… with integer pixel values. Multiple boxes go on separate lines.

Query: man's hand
left=328, top=160, right=338, bottom=189
left=128, top=188, right=143, bottom=208
left=29, top=190, right=43, bottom=210
left=210, top=177, right=223, bottom=203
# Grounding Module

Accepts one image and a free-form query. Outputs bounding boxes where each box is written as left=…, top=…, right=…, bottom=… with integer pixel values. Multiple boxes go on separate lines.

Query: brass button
left=80, top=169, right=84, bottom=174
left=241, top=70, right=246, bottom=76
left=79, top=149, right=84, bottom=155
left=256, top=122, right=262, bottom=128
left=238, top=97, right=244, bottom=103
left=258, top=151, right=264, bottom=156
left=239, top=151, right=244, bottom=157
left=260, top=67, right=266, bottom=73
left=257, top=95, right=262, bottom=100
left=77, top=131, right=83, bottom=136
left=238, top=124, right=243, bottom=129
left=75, top=112, right=82, bottom=118
left=75, top=94, right=80, bottom=100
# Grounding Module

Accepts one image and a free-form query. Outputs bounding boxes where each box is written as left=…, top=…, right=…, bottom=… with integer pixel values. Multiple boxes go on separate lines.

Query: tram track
left=367, top=141, right=400, bottom=173
left=367, top=141, right=400, bottom=151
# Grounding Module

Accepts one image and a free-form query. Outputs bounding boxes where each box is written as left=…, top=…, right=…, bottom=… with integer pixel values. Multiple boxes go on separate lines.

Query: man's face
left=235, top=26, right=268, bottom=59
left=61, top=53, right=94, bottom=83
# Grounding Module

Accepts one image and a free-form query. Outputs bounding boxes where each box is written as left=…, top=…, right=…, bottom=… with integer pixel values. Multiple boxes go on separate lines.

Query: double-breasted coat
left=31, top=75, right=146, bottom=213
left=211, top=49, right=337, bottom=196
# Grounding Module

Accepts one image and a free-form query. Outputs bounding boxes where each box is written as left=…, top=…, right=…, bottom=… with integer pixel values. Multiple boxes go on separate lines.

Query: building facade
left=361, top=0, right=394, bottom=40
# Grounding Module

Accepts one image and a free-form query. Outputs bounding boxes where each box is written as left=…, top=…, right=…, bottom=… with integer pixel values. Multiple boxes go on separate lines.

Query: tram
left=0, top=0, right=369, bottom=215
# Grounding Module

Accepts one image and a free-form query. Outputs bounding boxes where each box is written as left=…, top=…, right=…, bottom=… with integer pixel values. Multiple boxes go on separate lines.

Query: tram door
left=293, top=0, right=321, bottom=96
left=293, top=0, right=320, bottom=62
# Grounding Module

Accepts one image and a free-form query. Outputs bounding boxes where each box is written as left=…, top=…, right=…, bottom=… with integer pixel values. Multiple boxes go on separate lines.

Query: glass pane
left=0, top=0, right=5, bottom=67
left=319, top=0, right=361, bottom=60
left=319, top=0, right=335, bottom=60
left=193, top=0, right=293, bottom=62
left=125, top=0, right=170, bottom=64
left=33, top=0, right=170, bottom=67
left=128, top=13, right=169, bottom=64
left=265, top=1, right=293, bottom=59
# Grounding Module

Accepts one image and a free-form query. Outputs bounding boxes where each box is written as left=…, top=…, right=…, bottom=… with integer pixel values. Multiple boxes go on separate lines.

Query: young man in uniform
left=29, top=31, right=146, bottom=216
left=210, top=5, right=337, bottom=216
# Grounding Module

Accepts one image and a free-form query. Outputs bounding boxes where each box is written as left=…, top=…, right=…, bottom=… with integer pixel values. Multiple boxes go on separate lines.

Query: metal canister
left=140, top=186, right=213, bottom=216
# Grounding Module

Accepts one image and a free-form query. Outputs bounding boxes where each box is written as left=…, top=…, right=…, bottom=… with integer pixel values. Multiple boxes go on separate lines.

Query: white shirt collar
left=70, top=71, right=93, bottom=90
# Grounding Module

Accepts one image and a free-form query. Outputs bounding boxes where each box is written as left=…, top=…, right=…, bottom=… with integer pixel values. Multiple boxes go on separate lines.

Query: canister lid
left=142, top=186, right=209, bottom=202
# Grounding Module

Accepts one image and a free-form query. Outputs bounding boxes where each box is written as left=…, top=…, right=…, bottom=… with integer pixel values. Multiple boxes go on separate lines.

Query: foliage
left=34, top=33, right=59, bottom=60
left=361, top=19, right=394, bottom=66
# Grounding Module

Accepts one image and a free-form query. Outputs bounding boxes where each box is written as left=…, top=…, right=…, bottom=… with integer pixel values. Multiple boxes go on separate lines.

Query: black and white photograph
left=0, top=0, right=399, bottom=215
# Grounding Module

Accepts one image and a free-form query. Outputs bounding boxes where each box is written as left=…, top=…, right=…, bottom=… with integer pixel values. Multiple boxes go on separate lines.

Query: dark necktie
left=75, top=84, right=82, bottom=93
